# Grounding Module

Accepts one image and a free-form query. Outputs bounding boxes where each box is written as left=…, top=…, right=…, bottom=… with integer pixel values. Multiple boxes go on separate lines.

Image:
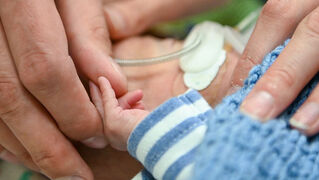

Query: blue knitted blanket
left=193, top=40, right=319, bottom=180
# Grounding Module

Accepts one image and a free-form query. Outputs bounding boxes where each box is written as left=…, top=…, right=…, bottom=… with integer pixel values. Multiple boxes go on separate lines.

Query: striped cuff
left=132, top=169, right=155, bottom=180
left=128, top=90, right=213, bottom=180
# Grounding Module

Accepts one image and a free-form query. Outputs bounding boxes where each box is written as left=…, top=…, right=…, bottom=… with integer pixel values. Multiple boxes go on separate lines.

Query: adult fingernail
left=0, top=150, right=18, bottom=163
left=55, top=176, right=84, bottom=180
left=82, top=136, right=107, bottom=149
left=290, top=102, right=319, bottom=130
left=240, top=91, right=275, bottom=121
left=104, top=7, right=126, bottom=32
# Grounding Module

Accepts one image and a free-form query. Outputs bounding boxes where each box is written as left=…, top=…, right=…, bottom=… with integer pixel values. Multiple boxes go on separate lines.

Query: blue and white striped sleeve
left=127, top=89, right=213, bottom=180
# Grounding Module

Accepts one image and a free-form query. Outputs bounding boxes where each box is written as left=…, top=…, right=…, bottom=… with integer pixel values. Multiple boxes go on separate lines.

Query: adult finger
left=0, top=0, right=103, bottom=141
left=0, top=120, right=38, bottom=170
left=0, top=145, right=19, bottom=164
left=0, top=20, right=37, bottom=170
left=56, top=0, right=128, bottom=97
left=0, top=89, right=94, bottom=179
left=104, top=0, right=226, bottom=39
left=232, top=0, right=319, bottom=86
left=241, top=7, right=319, bottom=121
left=290, top=84, right=319, bottom=136
left=90, top=81, right=105, bottom=120
left=0, top=18, right=93, bottom=179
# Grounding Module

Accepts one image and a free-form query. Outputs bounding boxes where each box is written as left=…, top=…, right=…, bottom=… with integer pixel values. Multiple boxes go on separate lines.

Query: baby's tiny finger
left=118, top=89, right=143, bottom=109
left=132, top=102, right=145, bottom=110
left=290, top=85, right=319, bottom=136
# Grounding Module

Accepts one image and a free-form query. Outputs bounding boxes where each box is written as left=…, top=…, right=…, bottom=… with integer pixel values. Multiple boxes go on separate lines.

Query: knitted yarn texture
left=193, top=40, right=319, bottom=180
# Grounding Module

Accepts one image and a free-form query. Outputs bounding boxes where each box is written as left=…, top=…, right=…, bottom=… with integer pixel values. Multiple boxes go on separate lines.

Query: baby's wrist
left=123, top=110, right=149, bottom=150
left=127, top=112, right=149, bottom=139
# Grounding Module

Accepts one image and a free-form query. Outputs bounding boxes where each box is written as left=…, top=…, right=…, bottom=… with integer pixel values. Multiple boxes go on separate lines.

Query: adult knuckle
left=92, top=25, right=108, bottom=39
left=90, top=16, right=109, bottom=40
left=17, top=50, right=65, bottom=90
left=59, top=117, right=101, bottom=140
left=0, top=78, right=22, bottom=118
left=240, top=51, right=259, bottom=66
left=91, top=25, right=112, bottom=49
left=68, top=17, right=109, bottom=44
left=33, top=146, right=65, bottom=169
left=119, top=3, right=147, bottom=32
left=264, top=67, right=296, bottom=91
left=305, top=8, right=319, bottom=37
left=17, top=150, right=33, bottom=163
left=262, top=0, right=297, bottom=22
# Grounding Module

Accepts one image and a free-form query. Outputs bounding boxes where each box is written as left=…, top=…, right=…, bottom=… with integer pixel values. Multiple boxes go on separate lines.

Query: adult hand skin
left=238, top=1, right=319, bottom=136
left=102, top=0, right=227, bottom=39
left=0, top=0, right=127, bottom=179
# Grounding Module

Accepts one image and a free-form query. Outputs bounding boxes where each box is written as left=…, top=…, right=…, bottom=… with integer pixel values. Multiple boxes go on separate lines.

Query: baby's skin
left=88, top=36, right=241, bottom=151
left=115, top=36, right=242, bottom=109
left=76, top=35, right=244, bottom=179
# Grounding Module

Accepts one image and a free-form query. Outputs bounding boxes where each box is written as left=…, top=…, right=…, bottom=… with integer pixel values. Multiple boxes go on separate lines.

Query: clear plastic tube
left=114, top=34, right=201, bottom=66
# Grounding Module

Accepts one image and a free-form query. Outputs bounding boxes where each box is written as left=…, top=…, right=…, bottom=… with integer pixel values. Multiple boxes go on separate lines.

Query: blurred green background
left=151, top=0, right=264, bottom=38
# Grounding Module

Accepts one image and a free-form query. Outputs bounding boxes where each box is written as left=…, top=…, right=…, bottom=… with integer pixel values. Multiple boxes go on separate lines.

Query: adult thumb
left=104, top=0, right=228, bottom=39
left=104, top=0, right=157, bottom=39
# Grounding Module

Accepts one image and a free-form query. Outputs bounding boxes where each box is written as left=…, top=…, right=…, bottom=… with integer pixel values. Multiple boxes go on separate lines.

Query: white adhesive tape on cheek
left=183, top=50, right=226, bottom=90
left=180, top=22, right=225, bottom=73
left=180, top=21, right=227, bottom=90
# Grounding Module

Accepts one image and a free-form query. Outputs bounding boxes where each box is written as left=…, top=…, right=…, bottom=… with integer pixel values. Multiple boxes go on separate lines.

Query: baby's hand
left=90, top=77, right=149, bottom=151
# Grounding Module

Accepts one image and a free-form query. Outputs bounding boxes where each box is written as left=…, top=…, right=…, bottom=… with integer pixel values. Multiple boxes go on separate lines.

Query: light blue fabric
left=141, top=169, right=154, bottom=180
left=129, top=39, right=319, bottom=179
left=128, top=90, right=211, bottom=179
left=194, top=39, right=319, bottom=180
left=144, top=115, right=206, bottom=172
left=128, top=97, right=185, bottom=158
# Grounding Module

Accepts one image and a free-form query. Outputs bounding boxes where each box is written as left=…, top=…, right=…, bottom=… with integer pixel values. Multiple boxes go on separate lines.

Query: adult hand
left=0, top=0, right=127, bottom=179
left=238, top=1, right=319, bottom=136
left=102, top=0, right=227, bottom=39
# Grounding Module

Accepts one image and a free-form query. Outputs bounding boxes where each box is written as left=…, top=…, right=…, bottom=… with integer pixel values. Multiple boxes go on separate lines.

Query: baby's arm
left=128, top=89, right=213, bottom=180
left=92, top=77, right=213, bottom=179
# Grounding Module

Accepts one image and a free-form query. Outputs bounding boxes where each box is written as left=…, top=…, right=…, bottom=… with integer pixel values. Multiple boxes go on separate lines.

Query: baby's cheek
left=199, top=50, right=241, bottom=107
